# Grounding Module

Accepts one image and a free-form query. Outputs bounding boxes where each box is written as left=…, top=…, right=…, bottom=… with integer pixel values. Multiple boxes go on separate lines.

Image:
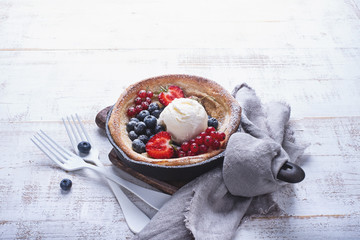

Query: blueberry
left=126, top=121, right=137, bottom=132
left=138, top=135, right=149, bottom=144
left=208, top=117, right=219, bottom=130
left=137, top=110, right=150, bottom=121
left=132, top=139, right=146, bottom=153
left=128, top=131, right=138, bottom=141
left=151, top=110, right=162, bottom=119
left=130, top=117, right=139, bottom=123
left=77, top=141, right=91, bottom=154
left=60, top=179, right=72, bottom=191
left=146, top=128, right=154, bottom=137
left=148, top=102, right=160, bottom=113
left=134, top=121, right=147, bottom=135
left=144, top=115, right=157, bottom=129
left=154, top=125, right=165, bottom=134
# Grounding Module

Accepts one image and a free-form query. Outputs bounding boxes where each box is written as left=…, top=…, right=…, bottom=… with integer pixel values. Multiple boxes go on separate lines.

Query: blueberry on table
left=77, top=141, right=91, bottom=154
left=136, top=110, right=150, bottom=121
left=151, top=110, right=162, bottom=119
left=138, top=134, right=149, bottom=144
left=144, top=115, right=157, bottom=129
left=148, top=102, right=160, bottom=113
left=60, top=179, right=72, bottom=191
left=134, top=122, right=147, bottom=135
left=132, top=139, right=146, bottom=153
left=126, top=121, right=137, bottom=132
left=128, top=131, right=138, bottom=141
left=208, top=117, right=219, bottom=130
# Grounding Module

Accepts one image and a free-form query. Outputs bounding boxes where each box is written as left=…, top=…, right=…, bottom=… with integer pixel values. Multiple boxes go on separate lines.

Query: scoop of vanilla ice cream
left=158, top=98, right=208, bottom=143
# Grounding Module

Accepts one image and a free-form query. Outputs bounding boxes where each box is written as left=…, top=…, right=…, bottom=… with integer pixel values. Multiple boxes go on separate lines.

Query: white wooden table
left=1, top=0, right=360, bottom=239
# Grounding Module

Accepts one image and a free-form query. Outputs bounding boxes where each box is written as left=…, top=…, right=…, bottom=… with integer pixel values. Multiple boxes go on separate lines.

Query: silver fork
left=31, top=130, right=171, bottom=222
left=62, top=114, right=154, bottom=233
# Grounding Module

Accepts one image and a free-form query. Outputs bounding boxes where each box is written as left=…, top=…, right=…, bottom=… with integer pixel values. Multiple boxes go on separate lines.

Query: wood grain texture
left=0, top=0, right=359, bottom=239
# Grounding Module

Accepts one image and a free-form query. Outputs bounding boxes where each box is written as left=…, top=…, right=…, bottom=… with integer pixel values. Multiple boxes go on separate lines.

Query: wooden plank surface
left=1, top=0, right=360, bottom=239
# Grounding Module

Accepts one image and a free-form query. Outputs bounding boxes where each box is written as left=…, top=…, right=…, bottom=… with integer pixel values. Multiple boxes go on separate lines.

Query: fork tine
left=31, top=137, right=64, bottom=167
left=67, top=116, right=81, bottom=144
left=63, top=117, right=77, bottom=151
left=71, top=114, right=87, bottom=142
left=75, top=113, right=92, bottom=144
left=39, top=130, right=76, bottom=158
left=33, top=134, right=67, bottom=165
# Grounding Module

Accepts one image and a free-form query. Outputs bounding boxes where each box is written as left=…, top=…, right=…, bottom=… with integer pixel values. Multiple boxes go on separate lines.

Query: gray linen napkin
left=133, top=83, right=308, bottom=240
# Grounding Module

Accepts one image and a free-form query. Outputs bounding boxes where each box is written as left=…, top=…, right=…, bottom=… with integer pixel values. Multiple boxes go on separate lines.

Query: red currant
left=135, top=105, right=143, bottom=114
left=195, top=135, right=204, bottom=145
left=134, top=97, right=142, bottom=105
left=181, top=141, right=190, bottom=152
left=187, top=150, right=195, bottom=156
left=138, top=90, right=147, bottom=98
left=199, top=144, right=208, bottom=154
left=204, top=135, right=214, bottom=147
left=127, top=107, right=136, bottom=117
left=206, top=126, right=216, bottom=135
left=147, top=91, right=153, bottom=98
left=141, top=101, right=149, bottom=110
left=216, top=132, right=226, bottom=141
left=199, top=131, right=207, bottom=139
left=190, top=143, right=199, bottom=153
left=178, top=150, right=186, bottom=157
left=145, top=97, right=152, bottom=103
left=212, top=140, right=220, bottom=149
left=210, top=131, right=217, bottom=139
left=189, top=139, right=196, bottom=145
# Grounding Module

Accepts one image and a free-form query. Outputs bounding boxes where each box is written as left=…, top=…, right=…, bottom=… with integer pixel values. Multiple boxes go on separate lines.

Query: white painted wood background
left=1, top=0, right=360, bottom=239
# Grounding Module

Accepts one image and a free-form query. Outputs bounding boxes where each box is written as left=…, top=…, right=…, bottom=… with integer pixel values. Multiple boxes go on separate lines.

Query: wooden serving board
left=96, top=106, right=188, bottom=195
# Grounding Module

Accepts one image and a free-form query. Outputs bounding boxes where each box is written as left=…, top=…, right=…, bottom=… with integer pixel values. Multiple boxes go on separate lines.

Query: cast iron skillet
left=104, top=106, right=305, bottom=183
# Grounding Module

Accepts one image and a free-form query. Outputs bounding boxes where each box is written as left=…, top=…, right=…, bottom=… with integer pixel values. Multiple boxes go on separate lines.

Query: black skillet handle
left=277, top=161, right=305, bottom=183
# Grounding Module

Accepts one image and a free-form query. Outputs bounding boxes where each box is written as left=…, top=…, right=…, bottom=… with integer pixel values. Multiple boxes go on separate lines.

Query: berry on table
left=132, top=139, right=146, bottom=153
left=77, top=141, right=91, bottom=154
left=60, top=179, right=72, bottom=191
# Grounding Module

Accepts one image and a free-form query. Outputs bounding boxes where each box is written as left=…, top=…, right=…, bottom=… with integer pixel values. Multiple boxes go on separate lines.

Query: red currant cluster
left=127, top=90, right=154, bottom=117
left=175, top=126, right=226, bottom=157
